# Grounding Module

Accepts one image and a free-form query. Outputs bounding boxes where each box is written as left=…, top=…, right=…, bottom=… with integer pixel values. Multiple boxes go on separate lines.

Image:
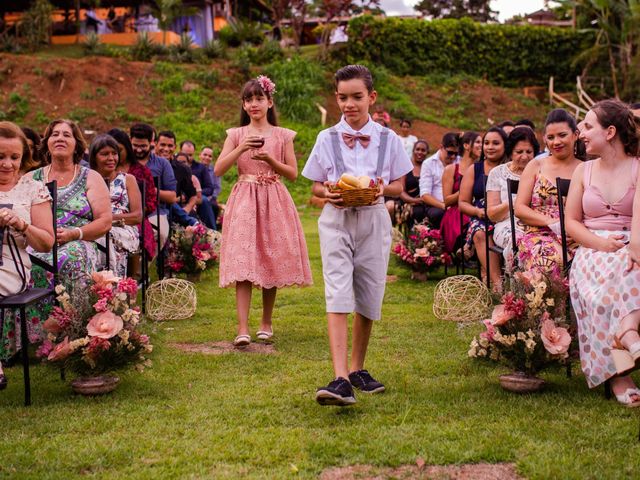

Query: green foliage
left=130, top=32, right=167, bottom=62
left=218, top=18, right=265, bottom=47
left=167, top=33, right=199, bottom=64
left=265, top=56, right=326, bottom=125
left=189, top=69, right=220, bottom=89
left=202, top=39, right=227, bottom=59
left=232, top=45, right=254, bottom=80
left=82, top=32, right=103, bottom=56
left=0, top=33, right=22, bottom=53
left=19, top=0, right=54, bottom=52
left=414, top=0, right=497, bottom=21
left=7, top=92, right=30, bottom=121
left=68, top=107, right=94, bottom=123
left=256, top=39, right=285, bottom=64
left=347, top=16, right=594, bottom=89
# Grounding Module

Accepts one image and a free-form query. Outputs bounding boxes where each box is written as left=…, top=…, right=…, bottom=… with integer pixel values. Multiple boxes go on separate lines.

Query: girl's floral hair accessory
left=256, top=75, right=276, bottom=96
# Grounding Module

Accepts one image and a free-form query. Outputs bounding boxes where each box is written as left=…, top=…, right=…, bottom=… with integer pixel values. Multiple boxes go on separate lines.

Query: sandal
left=233, top=334, right=251, bottom=347
left=614, top=388, right=640, bottom=408
left=612, top=328, right=640, bottom=375
left=256, top=330, right=273, bottom=342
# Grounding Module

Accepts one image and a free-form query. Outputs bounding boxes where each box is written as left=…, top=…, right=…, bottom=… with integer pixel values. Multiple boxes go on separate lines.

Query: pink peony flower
left=87, top=311, right=123, bottom=339
left=116, top=277, right=138, bottom=296
left=480, top=319, right=496, bottom=341
left=491, top=304, right=515, bottom=326
left=541, top=318, right=571, bottom=355
left=43, top=316, right=64, bottom=334
left=87, top=336, right=111, bottom=359
left=414, top=248, right=429, bottom=258
left=92, top=270, right=120, bottom=287
left=36, top=340, right=54, bottom=358
left=93, top=297, right=109, bottom=312
left=48, top=336, right=71, bottom=362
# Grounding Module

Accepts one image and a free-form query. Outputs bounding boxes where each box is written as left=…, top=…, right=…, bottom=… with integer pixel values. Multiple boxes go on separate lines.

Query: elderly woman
left=28, top=119, right=111, bottom=296
left=486, top=127, right=539, bottom=266
left=90, top=134, right=142, bottom=276
left=0, top=122, right=54, bottom=382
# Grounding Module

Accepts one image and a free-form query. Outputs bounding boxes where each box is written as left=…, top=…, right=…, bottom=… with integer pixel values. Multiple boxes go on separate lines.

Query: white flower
left=517, top=332, right=527, bottom=341
left=525, top=339, right=536, bottom=353
left=55, top=285, right=66, bottom=295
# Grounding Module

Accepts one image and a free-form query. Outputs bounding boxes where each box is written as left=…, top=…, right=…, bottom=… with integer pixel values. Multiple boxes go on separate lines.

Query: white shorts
left=318, top=202, right=392, bottom=320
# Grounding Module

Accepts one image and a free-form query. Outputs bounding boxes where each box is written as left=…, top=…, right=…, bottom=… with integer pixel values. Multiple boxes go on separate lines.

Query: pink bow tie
left=342, top=132, right=371, bottom=149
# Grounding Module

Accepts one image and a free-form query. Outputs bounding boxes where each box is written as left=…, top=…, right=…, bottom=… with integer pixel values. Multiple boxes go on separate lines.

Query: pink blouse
left=582, top=159, right=638, bottom=231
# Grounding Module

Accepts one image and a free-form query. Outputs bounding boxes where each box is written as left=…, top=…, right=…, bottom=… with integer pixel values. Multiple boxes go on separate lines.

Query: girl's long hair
left=239, top=79, right=278, bottom=127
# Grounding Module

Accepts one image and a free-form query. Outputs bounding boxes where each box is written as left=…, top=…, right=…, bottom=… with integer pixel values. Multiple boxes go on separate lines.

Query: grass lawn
left=1, top=211, right=640, bottom=479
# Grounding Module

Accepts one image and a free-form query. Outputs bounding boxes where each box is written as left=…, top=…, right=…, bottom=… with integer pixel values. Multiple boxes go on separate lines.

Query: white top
left=486, top=162, right=521, bottom=233
left=418, top=151, right=459, bottom=201
left=400, top=134, right=418, bottom=159
left=302, top=116, right=412, bottom=184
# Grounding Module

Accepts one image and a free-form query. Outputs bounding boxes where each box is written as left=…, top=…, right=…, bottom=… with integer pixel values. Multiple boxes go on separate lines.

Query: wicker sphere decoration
left=433, top=275, right=492, bottom=323
left=146, top=278, right=197, bottom=321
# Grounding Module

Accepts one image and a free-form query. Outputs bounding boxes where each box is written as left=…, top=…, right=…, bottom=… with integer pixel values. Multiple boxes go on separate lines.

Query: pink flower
left=117, top=277, right=138, bottom=296
left=87, top=311, right=123, bottom=339
left=48, top=336, right=71, bottom=362
left=87, top=337, right=111, bottom=359
left=93, top=297, right=109, bottom=312
left=480, top=319, right=496, bottom=341
left=541, top=318, right=571, bottom=355
left=414, top=248, right=429, bottom=258
left=92, top=270, right=120, bottom=288
left=36, top=340, right=54, bottom=358
left=43, top=316, right=63, bottom=334
left=491, top=304, right=515, bottom=326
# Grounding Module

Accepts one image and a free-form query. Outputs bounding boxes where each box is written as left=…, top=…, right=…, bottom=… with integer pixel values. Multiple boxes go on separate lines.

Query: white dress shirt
left=418, top=151, right=459, bottom=202
left=302, top=116, right=413, bottom=184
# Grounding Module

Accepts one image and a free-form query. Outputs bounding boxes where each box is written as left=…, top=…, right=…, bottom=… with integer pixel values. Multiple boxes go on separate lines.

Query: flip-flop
left=233, top=334, right=251, bottom=347
left=256, top=330, right=273, bottom=342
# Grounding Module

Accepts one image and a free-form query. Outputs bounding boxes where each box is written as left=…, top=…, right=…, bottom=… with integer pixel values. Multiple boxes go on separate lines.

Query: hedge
left=346, top=16, right=594, bottom=88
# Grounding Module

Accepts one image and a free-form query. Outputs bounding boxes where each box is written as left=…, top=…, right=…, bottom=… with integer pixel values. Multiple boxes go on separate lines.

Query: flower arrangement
left=392, top=222, right=451, bottom=273
left=165, top=224, right=221, bottom=275
left=256, top=74, right=276, bottom=96
left=468, top=268, right=573, bottom=375
left=37, top=271, right=152, bottom=376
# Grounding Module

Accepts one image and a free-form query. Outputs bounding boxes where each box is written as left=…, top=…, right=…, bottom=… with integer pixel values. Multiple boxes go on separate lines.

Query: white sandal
left=612, top=328, right=640, bottom=375
left=614, top=388, right=640, bottom=408
left=256, top=330, right=273, bottom=342
left=233, top=334, right=251, bottom=347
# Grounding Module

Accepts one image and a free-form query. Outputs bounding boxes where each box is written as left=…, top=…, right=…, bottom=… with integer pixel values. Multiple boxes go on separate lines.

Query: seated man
left=419, top=132, right=460, bottom=229
left=198, top=145, right=222, bottom=221
left=179, top=140, right=217, bottom=229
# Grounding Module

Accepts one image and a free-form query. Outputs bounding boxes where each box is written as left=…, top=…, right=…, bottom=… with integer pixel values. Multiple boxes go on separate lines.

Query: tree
left=414, top=0, right=497, bottom=22
left=19, top=0, right=54, bottom=52
left=563, top=0, right=640, bottom=100
left=153, top=0, right=198, bottom=46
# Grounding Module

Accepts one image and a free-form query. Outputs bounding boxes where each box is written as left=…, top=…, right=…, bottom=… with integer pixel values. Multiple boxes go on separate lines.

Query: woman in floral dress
left=514, top=109, right=584, bottom=276
left=565, top=100, right=640, bottom=405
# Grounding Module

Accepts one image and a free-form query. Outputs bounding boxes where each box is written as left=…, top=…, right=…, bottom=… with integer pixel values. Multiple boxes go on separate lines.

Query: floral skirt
left=464, top=216, right=492, bottom=259
left=570, top=230, right=640, bottom=388
left=516, top=227, right=573, bottom=276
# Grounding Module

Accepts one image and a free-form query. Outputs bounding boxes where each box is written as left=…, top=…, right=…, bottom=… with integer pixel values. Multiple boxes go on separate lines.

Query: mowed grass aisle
left=1, top=210, right=640, bottom=479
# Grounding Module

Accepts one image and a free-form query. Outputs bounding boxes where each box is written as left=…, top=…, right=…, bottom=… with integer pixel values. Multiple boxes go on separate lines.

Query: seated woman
left=514, top=109, right=584, bottom=275
left=441, top=131, right=481, bottom=255
left=90, top=134, right=142, bottom=276
left=385, top=140, right=428, bottom=228
left=108, top=128, right=157, bottom=262
left=27, top=119, right=111, bottom=333
left=566, top=100, right=640, bottom=406
left=486, top=127, right=539, bottom=267
left=0, top=122, right=54, bottom=375
left=459, top=127, right=507, bottom=289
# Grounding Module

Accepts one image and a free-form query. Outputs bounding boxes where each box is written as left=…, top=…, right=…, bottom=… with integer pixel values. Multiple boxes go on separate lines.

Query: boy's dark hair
left=441, top=132, right=459, bottom=149
left=544, top=108, right=586, bottom=160
left=515, top=118, right=536, bottom=130
left=400, top=118, right=412, bottom=127
left=130, top=122, right=154, bottom=142
left=334, top=65, right=374, bottom=93
left=506, top=126, right=540, bottom=159
left=180, top=140, right=196, bottom=150
left=158, top=130, right=176, bottom=143
left=497, top=120, right=515, bottom=129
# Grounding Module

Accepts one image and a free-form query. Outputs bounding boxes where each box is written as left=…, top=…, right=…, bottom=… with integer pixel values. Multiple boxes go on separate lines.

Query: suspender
left=329, top=127, right=389, bottom=178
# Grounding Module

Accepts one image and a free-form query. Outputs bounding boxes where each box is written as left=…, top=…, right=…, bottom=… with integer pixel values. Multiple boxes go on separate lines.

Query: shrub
left=347, top=16, right=594, bottom=88
left=202, top=39, right=226, bottom=59
left=130, top=32, right=166, bottom=62
left=219, top=18, right=265, bottom=47
left=168, top=33, right=198, bottom=63
left=256, top=40, right=284, bottom=64
left=233, top=45, right=254, bottom=80
left=19, top=0, right=54, bottom=52
left=265, top=56, right=326, bottom=125
left=82, top=32, right=103, bottom=56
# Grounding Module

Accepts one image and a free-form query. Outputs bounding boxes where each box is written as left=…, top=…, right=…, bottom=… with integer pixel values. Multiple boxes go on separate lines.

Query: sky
left=379, top=0, right=547, bottom=22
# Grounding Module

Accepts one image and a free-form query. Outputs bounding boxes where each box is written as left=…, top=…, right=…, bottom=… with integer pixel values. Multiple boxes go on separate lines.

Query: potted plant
left=165, top=224, right=221, bottom=282
left=37, top=271, right=152, bottom=395
left=392, top=221, right=451, bottom=280
left=468, top=268, right=573, bottom=393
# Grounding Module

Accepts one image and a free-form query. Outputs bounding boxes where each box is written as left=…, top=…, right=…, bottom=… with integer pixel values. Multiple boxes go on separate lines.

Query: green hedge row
left=346, top=16, right=594, bottom=88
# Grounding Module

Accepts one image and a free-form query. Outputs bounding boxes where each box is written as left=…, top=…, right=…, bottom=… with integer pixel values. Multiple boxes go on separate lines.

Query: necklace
left=46, top=164, right=78, bottom=187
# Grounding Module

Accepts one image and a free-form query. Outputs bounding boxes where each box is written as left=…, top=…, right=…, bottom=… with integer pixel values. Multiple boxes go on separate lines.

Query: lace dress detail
left=219, top=126, right=312, bottom=289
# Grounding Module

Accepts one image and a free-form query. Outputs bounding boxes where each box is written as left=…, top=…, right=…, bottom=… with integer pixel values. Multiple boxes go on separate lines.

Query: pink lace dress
left=219, top=126, right=312, bottom=289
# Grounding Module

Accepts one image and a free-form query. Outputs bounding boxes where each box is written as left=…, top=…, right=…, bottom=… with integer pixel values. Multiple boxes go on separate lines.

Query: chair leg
left=60, top=368, right=66, bottom=382
left=20, top=306, right=31, bottom=406
left=604, top=379, right=612, bottom=400
left=565, top=362, right=572, bottom=378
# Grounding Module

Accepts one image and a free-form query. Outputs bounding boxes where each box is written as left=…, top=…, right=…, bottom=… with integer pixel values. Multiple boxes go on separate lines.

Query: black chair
left=0, top=181, right=58, bottom=406
left=151, top=176, right=165, bottom=280
left=137, top=180, right=148, bottom=314
left=95, top=177, right=111, bottom=271
left=482, top=175, right=501, bottom=292
left=555, top=177, right=573, bottom=380
left=506, top=179, right=520, bottom=266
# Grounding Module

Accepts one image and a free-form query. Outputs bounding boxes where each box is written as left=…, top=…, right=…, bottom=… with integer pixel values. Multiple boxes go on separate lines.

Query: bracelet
left=75, top=227, right=83, bottom=240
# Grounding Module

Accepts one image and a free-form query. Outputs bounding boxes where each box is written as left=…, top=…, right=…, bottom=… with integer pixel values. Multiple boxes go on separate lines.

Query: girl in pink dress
left=565, top=100, right=640, bottom=406
left=214, top=76, right=312, bottom=347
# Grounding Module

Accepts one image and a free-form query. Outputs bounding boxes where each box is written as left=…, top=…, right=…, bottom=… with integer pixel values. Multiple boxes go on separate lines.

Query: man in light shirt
left=419, top=132, right=460, bottom=228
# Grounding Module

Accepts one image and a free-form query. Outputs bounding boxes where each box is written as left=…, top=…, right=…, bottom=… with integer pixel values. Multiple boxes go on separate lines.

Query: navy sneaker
left=315, top=377, right=356, bottom=406
left=348, top=370, right=385, bottom=394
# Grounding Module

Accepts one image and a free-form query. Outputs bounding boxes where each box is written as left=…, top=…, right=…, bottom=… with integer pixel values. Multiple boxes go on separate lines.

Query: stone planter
left=499, top=371, right=546, bottom=393
left=71, top=375, right=120, bottom=396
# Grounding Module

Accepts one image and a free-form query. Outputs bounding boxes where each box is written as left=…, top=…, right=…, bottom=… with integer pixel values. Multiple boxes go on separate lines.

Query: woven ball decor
left=146, top=278, right=197, bottom=321
left=433, top=275, right=492, bottom=323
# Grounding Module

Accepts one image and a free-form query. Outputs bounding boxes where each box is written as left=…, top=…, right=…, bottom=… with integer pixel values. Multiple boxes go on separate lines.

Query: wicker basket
left=330, top=182, right=379, bottom=207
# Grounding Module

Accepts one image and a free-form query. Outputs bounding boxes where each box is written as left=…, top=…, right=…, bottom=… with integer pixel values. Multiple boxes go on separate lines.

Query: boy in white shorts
left=302, top=65, right=412, bottom=406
